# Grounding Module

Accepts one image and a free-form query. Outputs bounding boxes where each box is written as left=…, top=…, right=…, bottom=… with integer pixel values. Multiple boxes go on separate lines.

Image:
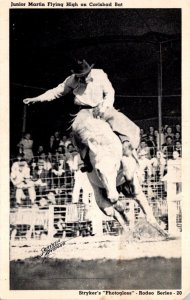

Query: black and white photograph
left=1, top=1, right=190, bottom=298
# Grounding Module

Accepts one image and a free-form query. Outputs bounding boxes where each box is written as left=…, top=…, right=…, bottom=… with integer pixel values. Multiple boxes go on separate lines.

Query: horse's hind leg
left=123, top=173, right=168, bottom=237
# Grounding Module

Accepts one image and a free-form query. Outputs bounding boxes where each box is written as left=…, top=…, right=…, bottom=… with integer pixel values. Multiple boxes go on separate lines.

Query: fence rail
left=10, top=151, right=182, bottom=240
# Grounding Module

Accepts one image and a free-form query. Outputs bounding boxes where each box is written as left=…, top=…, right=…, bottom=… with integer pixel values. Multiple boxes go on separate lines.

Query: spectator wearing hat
left=23, top=59, right=140, bottom=179
left=10, top=159, right=36, bottom=206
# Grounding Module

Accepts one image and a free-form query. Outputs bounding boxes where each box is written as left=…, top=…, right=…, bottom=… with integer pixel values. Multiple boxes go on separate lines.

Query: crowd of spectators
left=10, top=123, right=181, bottom=208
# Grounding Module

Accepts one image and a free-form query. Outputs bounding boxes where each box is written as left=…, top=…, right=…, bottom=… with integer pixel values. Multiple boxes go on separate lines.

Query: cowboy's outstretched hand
left=93, top=102, right=111, bottom=119
left=23, top=98, right=37, bottom=105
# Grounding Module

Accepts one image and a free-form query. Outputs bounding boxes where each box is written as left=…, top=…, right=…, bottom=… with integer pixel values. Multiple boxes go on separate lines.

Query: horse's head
left=88, top=138, right=122, bottom=203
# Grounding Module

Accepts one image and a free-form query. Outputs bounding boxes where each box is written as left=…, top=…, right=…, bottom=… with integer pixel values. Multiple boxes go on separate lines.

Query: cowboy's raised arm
left=23, top=75, right=75, bottom=105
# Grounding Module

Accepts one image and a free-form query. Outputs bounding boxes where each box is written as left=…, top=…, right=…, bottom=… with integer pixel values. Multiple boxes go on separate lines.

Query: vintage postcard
left=0, top=0, right=190, bottom=299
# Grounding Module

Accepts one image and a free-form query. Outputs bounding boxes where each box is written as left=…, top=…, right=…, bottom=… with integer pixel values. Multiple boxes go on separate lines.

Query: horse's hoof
left=113, top=200, right=125, bottom=212
left=148, top=221, right=169, bottom=238
left=165, top=234, right=179, bottom=241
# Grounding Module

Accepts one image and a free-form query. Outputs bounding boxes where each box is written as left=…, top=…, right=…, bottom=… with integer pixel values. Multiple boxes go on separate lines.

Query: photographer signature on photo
left=39, top=237, right=76, bottom=262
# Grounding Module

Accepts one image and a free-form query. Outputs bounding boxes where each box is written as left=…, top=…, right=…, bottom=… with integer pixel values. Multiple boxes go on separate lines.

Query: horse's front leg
left=132, top=173, right=168, bottom=237
left=106, top=186, right=130, bottom=225
left=92, top=185, right=130, bottom=233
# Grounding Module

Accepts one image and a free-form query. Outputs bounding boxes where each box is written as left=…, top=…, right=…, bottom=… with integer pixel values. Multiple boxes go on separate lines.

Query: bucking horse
left=72, top=108, right=168, bottom=238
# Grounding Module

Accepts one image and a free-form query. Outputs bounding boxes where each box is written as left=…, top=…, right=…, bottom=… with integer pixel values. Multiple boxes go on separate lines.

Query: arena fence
left=10, top=150, right=182, bottom=242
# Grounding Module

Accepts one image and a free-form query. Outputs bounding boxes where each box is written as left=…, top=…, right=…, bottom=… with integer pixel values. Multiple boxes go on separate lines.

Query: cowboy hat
left=71, top=59, right=94, bottom=77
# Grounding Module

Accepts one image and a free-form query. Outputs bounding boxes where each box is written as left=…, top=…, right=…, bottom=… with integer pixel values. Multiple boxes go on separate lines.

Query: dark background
left=10, top=9, right=181, bottom=154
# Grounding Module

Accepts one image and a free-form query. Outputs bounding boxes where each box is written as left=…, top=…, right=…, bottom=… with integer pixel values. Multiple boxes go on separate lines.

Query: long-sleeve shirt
left=35, top=69, right=115, bottom=108
left=11, top=166, right=31, bottom=187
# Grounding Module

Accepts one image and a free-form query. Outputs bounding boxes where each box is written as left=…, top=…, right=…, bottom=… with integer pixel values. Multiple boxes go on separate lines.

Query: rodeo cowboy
left=23, top=59, right=140, bottom=179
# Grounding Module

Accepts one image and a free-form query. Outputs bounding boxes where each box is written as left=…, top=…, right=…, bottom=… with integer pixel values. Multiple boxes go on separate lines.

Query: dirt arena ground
left=10, top=231, right=181, bottom=290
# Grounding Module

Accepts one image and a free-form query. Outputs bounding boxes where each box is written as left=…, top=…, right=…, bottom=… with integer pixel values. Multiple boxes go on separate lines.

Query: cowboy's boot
left=80, top=150, right=93, bottom=173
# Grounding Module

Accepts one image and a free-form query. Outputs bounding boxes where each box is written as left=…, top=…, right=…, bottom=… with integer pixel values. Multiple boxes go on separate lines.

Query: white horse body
left=72, top=109, right=168, bottom=237
left=72, top=109, right=125, bottom=202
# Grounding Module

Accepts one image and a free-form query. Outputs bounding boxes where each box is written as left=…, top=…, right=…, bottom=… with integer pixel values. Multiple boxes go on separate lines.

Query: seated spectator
left=64, top=132, right=74, bottom=149
left=36, top=145, right=45, bottom=157
left=47, top=152, right=53, bottom=162
left=39, top=191, right=56, bottom=207
left=154, top=129, right=165, bottom=147
left=137, top=140, right=150, bottom=159
left=140, top=128, right=147, bottom=140
left=67, top=143, right=77, bottom=154
left=47, top=135, right=56, bottom=154
left=11, top=153, right=27, bottom=173
left=137, top=149, right=152, bottom=184
left=32, top=159, right=49, bottom=193
left=148, top=126, right=154, bottom=136
left=162, top=136, right=174, bottom=159
left=164, top=126, right=174, bottom=140
left=150, top=150, right=166, bottom=179
left=154, top=129, right=159, bottom=145
left=10, top=158, right=36, bottom=206
left=174, top=141, right=182, bottom=157
left=163, top=124, right=169, bottom=133
left=54, top=146, right=65, bottom=163
left=17, top=133, right=34, bottom=162
left=59, top=135, right=68, bottom=148
left=175, top=124, right=181, bottom=134
left=174, top=132, right=181, bottom=143
left=51, top=156, right=66, bottom=189
left=146, top=135, right=157, bottom=158
left=65, top=143, right=78, bottom=170
left=30, top=157, right=38, bottom=180
left=39, top=152, right=52, bottom=171
left=172, top=150, right=181, bottom=161
left=53, top=131, right=61, bottom=151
